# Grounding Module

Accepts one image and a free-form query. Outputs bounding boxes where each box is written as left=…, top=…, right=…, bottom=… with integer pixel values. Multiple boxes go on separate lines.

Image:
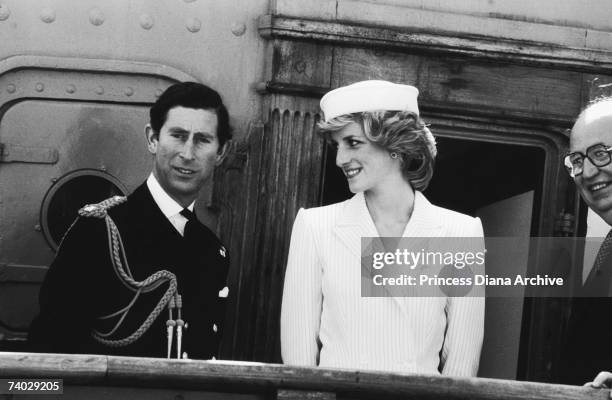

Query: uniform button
left=213, top=324, right=218, bottom=333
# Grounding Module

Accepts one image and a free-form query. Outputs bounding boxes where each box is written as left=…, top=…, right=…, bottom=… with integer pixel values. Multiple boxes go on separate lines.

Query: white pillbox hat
left=320, top=80, right=420, bottom=122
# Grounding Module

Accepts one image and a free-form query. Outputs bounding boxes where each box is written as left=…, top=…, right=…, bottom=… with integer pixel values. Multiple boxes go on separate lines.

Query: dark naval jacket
left=28, top=183, right=229, bottom=359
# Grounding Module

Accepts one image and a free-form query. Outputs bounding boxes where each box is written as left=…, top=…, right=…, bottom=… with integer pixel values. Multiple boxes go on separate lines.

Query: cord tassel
left=83, top=198, right=180, bottom=349
left=166, top=298, right=176, bottom=359
left=175, top=295, right=184, bottom=359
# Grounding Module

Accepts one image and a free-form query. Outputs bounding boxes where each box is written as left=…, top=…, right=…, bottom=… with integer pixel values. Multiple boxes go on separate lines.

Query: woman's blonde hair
left=318, top=111, right=437, bottom=191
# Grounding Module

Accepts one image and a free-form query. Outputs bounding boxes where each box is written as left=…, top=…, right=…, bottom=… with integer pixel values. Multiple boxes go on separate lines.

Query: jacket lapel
left=403, top=191, right=443, bottom=237
left=126, top=184, right=184, bottom=277
left=333, top=192, right=378, bottom=257
left=333, top=191, right=444, bottom=256
left=403, top=191, right=444, bottom=238
left=333, top=191, right=445, bottom=317
left=130, top=184, right=183, bottom=241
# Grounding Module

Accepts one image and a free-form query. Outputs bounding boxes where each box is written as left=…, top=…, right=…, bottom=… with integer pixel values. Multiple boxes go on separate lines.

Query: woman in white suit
left=280, top=80, right=484, bottom=376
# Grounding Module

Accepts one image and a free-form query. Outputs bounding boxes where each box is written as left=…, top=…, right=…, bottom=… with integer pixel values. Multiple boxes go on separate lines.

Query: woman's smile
left=344, top=166, right=362, bottom=179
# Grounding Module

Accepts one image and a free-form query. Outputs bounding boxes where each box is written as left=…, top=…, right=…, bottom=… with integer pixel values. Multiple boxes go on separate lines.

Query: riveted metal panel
left=0, top=100, right=150, bottom=261
left=0, top=0, right=268, bottom=141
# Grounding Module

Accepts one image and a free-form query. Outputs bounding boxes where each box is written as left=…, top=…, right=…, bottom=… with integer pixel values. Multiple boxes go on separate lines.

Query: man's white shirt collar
left=146, top=174, right=194, bottom=235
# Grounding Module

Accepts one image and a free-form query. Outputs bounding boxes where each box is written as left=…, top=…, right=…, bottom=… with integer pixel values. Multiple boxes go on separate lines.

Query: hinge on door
left=0, top=143, right=58, bottom=164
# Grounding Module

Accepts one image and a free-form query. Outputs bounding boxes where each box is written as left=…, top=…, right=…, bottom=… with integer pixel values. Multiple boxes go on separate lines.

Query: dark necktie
left=584, top=229, right=612, bottom=296
left=180, top=208, right=197, bottom=240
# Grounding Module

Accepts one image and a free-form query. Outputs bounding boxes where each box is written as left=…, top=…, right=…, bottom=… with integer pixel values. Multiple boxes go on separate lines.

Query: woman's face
left=330, top=122, right=401, bottom=194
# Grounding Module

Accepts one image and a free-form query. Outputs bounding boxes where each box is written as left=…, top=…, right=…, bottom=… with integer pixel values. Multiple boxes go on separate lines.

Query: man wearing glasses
left=561, top=98, right=612, bottom=386
left=565, top=101, right=612, bottom=233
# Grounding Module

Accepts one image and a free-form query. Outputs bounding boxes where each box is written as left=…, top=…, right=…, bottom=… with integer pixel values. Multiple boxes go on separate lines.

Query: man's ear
left=215, top=141, right=229, bottom=166
left=145, top=124, right=158, bottom=154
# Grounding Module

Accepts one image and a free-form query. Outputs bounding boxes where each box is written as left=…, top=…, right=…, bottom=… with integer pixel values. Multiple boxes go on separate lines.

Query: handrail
left=0, top=352, right=607, bottom=399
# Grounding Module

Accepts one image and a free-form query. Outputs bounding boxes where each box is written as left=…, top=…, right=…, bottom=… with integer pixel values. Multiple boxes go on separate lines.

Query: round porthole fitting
left=40, top=169, right=127, bottom=251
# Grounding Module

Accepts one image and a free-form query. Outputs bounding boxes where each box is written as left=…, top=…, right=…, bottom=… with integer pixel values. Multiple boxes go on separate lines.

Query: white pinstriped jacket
left=280, top=191, right=484, bottom=376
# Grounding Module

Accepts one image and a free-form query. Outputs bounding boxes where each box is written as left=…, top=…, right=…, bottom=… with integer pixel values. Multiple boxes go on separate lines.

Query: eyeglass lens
left=565, top=144, right=612, bottom=177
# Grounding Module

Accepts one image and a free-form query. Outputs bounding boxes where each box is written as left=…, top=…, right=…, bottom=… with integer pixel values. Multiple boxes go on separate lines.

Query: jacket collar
left=127, top=182, right=184, bottom=242
left=146, top=173, right=194, bottom=221
left=335, top=190, right=443, bottom=238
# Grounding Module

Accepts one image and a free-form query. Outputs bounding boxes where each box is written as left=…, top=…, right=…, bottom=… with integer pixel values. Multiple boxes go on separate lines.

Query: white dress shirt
left=146, top=174, right=194, bottom=236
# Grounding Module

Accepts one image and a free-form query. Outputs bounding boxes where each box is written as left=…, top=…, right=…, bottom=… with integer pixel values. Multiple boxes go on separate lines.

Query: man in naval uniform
left=28, top=82, right=231, bottom=359
left=559, top=98, right=612, bottom=385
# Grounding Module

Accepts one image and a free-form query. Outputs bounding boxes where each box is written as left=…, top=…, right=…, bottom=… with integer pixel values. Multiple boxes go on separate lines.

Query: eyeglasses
left=564, top=144, right=612, bottom=178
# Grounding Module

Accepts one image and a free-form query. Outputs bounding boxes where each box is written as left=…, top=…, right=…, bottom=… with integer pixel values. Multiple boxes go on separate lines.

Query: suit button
left=213, top=324, right=218, bottom=333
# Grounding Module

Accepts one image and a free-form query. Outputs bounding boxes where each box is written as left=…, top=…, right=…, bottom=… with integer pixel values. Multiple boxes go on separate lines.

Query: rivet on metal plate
left=139, top=14, right=154, bottom=30
left=40, top=8, right=56, bottom=23
left=185, top=17, right=201, bottom=33
left=0, top=4, right=10, bottom=21
left=89, top=7, right=105, bottom=26
left=231, top=22, right=246, bottom=37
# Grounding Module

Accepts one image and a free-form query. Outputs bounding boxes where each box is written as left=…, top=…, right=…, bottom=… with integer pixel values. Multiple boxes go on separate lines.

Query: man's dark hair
left=150, top=82, right=231, bottom=148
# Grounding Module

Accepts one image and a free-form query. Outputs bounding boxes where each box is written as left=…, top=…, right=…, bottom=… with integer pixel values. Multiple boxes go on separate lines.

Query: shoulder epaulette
left=78, top=195, right=127, bottom=219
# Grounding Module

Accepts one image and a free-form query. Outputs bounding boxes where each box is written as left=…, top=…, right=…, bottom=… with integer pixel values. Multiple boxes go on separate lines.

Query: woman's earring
left=390, top=152, right=399, bottom=159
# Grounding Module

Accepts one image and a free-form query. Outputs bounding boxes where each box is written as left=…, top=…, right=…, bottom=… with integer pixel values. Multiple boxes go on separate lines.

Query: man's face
left=146, top=106, right=222, bottom=207
left=570, top=111, right=612, bottom=224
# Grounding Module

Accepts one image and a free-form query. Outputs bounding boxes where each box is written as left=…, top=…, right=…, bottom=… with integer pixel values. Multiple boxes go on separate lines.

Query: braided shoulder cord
left=78, top=196, right=179, bottom=347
